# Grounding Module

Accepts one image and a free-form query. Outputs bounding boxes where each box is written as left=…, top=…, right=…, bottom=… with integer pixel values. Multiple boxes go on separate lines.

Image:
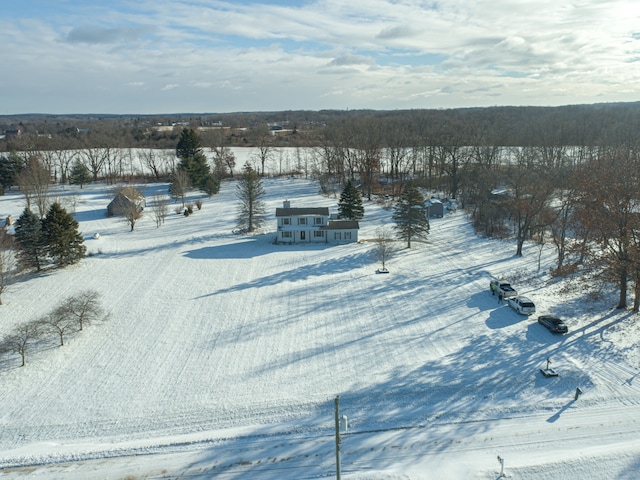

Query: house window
left=314, top=231, right=324, bottom=238
left=344, top=232, right=351, bottom=240
left=314, top=217, right=323, bottom=225
left=298, top=217, right=307, bottom=225
left=282, top=231, right=292, bottom=238
left=282, top=218, right=291, bottom=225
left=334, top=232, right=341, bottom=240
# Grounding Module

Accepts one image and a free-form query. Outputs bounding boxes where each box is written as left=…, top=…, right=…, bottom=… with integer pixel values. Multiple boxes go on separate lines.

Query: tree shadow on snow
left=194, top=249, right=372, bottom=298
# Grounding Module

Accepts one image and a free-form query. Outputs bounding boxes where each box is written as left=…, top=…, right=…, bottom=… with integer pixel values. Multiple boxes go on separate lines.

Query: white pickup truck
left=489, top=279, right=518, bottom=298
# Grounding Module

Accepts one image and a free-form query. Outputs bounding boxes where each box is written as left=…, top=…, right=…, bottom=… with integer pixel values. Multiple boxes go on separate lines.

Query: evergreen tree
left=14, top=207, right=46, bottom=271
left=201, top=173, right=221, bottom=197
left=42, top=203, right=86, bottom=267
left=392, top=182, right=429, bottom=248
left=0, top=153, right=25, bottom=194
left=69, top=160, right=93, bottom=188
left=338, top=180, right=365, bottom=220
left=176, top=128, right=211, bottom=189
left=236, top=162, right=267, bottom=233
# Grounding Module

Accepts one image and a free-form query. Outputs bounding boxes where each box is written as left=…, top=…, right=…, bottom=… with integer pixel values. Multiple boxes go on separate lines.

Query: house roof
left=323, top=220, right=359, bottom=230
left=276, top=207, right=329, bottom=217
left=117, top=187, right=144, bottom=201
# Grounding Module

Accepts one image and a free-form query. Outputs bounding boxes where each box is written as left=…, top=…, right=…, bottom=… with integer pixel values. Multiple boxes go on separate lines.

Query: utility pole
left=335, top=395, right=341, bottom=480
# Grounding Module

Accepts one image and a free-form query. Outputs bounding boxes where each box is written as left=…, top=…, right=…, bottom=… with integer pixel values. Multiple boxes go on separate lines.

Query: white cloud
left=327, top=54, right=375, bottom=67
left=1, top=0, right=640, bottom=113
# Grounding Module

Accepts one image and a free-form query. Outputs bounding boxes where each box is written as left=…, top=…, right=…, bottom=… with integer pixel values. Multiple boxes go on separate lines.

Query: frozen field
left=1, top=177, right=639, bottom=479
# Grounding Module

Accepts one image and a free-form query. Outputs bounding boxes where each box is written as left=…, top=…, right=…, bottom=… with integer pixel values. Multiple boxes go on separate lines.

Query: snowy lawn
left=1, top=178, right=640, bottom=479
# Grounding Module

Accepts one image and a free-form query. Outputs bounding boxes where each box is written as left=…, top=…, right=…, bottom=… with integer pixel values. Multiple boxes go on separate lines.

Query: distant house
left=107, top=187, right=146, bottom=216
left=275, top=200, right=359, bottom=244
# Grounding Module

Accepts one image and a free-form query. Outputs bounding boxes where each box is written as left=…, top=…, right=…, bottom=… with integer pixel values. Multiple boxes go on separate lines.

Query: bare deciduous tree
left=80, top=145, right=108, bottom=182
left=15, top=156, right=51, bottom=218
left=505, top=148, right=555, bottom=256
left=572, top=146, right=640, bottom=309
left=139, top=148, right=168, bottom=180
left=207, top=128, right=237, bottom=178
left=59, top=290, right=105, bottom=331
left=39, top=307, right=76, bottom=346
left=3, top=321, right=42, bottom=367
left=169, top=169, right=191, bottom=207
left=373, top=227, right=396, bottom=273
left=250, top=123, right=275, bottom=177
left=123, top=202, right=143, bottom=231
left=152, top=193, right=169, bottom=228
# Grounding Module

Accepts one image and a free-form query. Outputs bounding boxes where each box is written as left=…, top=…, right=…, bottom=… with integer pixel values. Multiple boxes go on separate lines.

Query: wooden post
left=335, top=396, right=341, bottom=480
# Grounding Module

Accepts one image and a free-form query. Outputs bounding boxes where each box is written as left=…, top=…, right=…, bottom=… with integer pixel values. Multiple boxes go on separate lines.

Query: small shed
left=425, top=198, right=444, bottom=218
left=107, top=187, right=146, bottom=216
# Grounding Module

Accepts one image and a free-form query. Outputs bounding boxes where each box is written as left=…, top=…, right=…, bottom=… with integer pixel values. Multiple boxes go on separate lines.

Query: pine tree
left=14, top=207, right=46, bottom=271
left=392, top=182, right=429, bottom=248
left=338, top=180, right=364, bottom=220
left=42, top=203, right=86, bottom=267
left=69, top=160, right=93, bottom=188
left=236, top=162, right=267, bottom=233
left=176, top=128, right=211, bottom=189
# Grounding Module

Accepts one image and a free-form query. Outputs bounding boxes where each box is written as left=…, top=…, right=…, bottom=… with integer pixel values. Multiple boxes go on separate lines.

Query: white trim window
left=314, top=217, right=323, bottom=225
left=282, top=218, right=291, bottom=225
left=282, top=231, right=292, bottom=238
left=313, top=230, right=324, bottom=238
left=298, top=217, right=307, bottom=225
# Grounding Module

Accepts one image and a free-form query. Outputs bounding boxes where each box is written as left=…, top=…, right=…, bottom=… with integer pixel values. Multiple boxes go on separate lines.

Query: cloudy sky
left=3, top=0, right=640, bottom=114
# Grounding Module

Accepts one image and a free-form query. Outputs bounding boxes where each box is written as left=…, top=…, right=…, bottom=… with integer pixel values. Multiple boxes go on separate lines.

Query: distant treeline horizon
left=2, top=101, right=640, bottom=151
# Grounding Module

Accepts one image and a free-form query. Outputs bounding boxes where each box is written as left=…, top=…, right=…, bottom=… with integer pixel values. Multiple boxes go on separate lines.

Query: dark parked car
left=538, top=315, right=568, bottom=334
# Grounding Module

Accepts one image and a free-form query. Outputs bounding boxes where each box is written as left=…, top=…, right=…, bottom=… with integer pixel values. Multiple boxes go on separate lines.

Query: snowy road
left=3, top=403, right=639, bottom=479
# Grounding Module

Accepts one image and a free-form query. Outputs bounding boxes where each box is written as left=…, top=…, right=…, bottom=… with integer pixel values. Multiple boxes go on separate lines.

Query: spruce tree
left=0, top=153, right=25, bottom=193
left=201, top=173, right=221, bottom=197
left=236, top=162, right=267, bottom=233
left=69, top=160, right=93, bottom=188
left=176, top=128, right=211, bottom=189
left=42, top=203, right=86, bottom=267
left=338, top=180, right=364, bottom=220
left=14, top=207, right=46, bottom=271
left=392, top=182, right=429, bottom=248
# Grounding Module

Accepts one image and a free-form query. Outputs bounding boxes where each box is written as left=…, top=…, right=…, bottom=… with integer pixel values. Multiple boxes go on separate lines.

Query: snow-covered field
left=1, top=177, right=640, bottom=479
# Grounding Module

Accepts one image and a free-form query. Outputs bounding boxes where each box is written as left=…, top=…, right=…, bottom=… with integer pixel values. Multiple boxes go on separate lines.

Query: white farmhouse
left=275, top=200, right=359, bottom=244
